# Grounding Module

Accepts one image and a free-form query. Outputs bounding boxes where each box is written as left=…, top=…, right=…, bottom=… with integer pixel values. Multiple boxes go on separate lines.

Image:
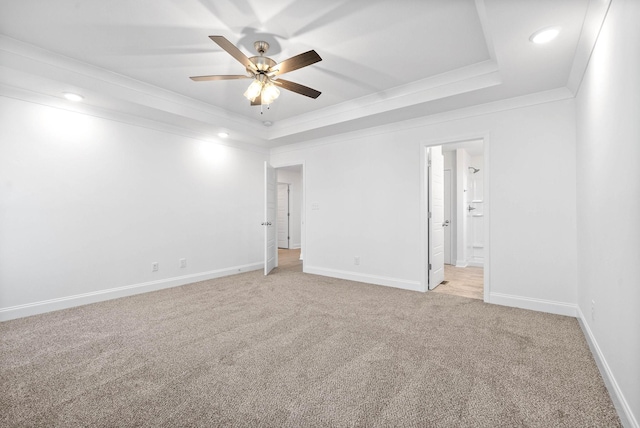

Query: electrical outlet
left=152, top=262, right=159, bottom=272
left=591, top=300, right=596, bottom=321
left=354, top=256, right=360, bottom=265
left=179, top=258, right=187, bottom=268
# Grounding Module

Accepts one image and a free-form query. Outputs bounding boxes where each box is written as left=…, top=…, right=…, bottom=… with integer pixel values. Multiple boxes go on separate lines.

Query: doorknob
left=467, top=205, right=476, bottom=212
left=261, top=222, right=272, bottom=226
left=443, top=220, right=450, bottom=227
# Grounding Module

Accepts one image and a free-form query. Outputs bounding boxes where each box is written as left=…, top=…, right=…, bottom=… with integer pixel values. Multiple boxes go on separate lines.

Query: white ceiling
left=0, top=0, right=607, bottom=148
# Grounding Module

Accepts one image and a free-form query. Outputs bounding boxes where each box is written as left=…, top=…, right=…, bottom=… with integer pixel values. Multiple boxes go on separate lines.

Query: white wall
left=0, top=97, right=267, bottom=320
left=575, top=0, right=640, bottom=425
left=271, top=98, right=578, bottom=313
left=277, top=167, right=302, bottom=248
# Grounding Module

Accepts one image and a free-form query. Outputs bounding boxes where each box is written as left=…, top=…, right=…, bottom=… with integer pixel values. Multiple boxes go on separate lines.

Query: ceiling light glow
left=217, top=132, right=229, bottom=138
left=243, top=79, right=263, bottom=102
left=63, top=92, right=84, bottom=102
left=261, top=82, right=280, bottom=105
left=530, top=27, right=560, bottom=44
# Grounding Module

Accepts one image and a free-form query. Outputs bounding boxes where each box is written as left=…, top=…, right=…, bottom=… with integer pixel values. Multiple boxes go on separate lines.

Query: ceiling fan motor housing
left=248, top=41, right=275, bottom=73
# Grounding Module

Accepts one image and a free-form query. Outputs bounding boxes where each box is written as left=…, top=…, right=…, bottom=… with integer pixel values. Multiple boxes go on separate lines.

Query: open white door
left=428, top=146, right=445, bottom=289
left=264, top=162, right=277, bottom=275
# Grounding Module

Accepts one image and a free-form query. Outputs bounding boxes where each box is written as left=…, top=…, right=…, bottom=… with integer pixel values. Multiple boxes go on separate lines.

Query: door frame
left=271, top=161, right=306, bottom=270
left=420, top=134, right=491, bottom=302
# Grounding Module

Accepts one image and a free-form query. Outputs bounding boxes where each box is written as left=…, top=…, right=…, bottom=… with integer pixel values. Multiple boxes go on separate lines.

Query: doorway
left=422, top=138, right=487, bottom=300
left=274, top=163, right=304, bottom=271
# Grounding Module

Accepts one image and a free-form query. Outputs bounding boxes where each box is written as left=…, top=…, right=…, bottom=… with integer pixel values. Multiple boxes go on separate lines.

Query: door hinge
left=428, top=263, right=432, bottom=270
left=428, top=212, right=432, bottom=218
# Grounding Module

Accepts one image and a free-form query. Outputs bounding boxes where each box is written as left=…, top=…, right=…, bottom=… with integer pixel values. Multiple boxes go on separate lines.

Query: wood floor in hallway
left=277, top=248, right=302, bottom=272
left=432, top=264, right=484, bottom=300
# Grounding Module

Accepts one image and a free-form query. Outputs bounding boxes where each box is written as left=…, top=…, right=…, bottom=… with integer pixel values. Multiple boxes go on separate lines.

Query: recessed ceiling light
left=262, top=121, right=273, bottom=127
left=530, top=27, right=560, bottom=44
left=217, top=132, right=229, bottom=138
left=63, top=92, right=84, bottom=102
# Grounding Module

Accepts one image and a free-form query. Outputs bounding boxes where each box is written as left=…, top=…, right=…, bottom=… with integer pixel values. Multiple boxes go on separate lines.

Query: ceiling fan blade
left=273, top=79, right=321, bottom=99
left=209, top=35, right=257, bottom=71
left=272, top=50, right=322, bottom=76
left=250, top=93, right=262, bottom=106
left=190, top=75, right=249, bottom=81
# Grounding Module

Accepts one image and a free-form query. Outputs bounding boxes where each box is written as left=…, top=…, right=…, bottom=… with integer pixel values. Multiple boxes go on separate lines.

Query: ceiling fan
left=190, top=36, right=322, bottom=106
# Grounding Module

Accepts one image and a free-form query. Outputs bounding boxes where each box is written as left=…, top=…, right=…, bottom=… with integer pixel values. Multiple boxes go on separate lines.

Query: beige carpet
left=0, top=266, right=621, bottom=427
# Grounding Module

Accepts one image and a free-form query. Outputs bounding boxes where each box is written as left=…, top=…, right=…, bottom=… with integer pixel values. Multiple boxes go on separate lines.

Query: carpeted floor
left=0, top=265, right=621, bottom=427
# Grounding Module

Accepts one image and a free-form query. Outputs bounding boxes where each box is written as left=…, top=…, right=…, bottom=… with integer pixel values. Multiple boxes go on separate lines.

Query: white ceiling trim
left=270, top=87, right=574, bottom=155
left=1, top=33, right=504, bottom=147
left=474, top=0, right=497, bottom=62
left=0, top=0, right=601, bottom=152
left=566, top=0, right=612, bottom=94
left=0, top=35, right=269, bottom=146
left=267, top=60, right=501, bottom=140
left=0, top=83, right=270, bottom=155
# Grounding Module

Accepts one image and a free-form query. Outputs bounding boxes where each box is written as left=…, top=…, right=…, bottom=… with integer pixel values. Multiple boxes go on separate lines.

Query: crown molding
left=267, top=60, right=501, bottom=141
left=270, top=87, right=573, bottom=155
left=0, top=84, right=270, bottom=155
left=0, top=35, right=270, bottom=148
left=1, top=34, right=501, bottom=147
left=566, top=0, right=612, bottom=95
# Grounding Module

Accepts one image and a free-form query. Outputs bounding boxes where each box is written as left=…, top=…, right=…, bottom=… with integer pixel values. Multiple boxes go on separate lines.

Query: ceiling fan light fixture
left=261, top=82, right=280, bottom=104
left=243, top=79, right=263, bottom=102
left=530, top=27, right=560, bottom=44
left=191, top=36, right=322, bottom=106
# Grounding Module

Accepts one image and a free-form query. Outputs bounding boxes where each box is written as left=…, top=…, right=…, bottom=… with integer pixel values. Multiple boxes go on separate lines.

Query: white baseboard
left=455, top=260, right=468, bottom=268
left=577, top=307, right=638, bottom=428
left=304, top=266, right=423, bottom=292
left=291, top=243, right=301, bottom=249
left=489, top=292, right=577, bottom=317
left=0, top=262, right=263, bottom=322
left=467, top=261, right=483, bottom=268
